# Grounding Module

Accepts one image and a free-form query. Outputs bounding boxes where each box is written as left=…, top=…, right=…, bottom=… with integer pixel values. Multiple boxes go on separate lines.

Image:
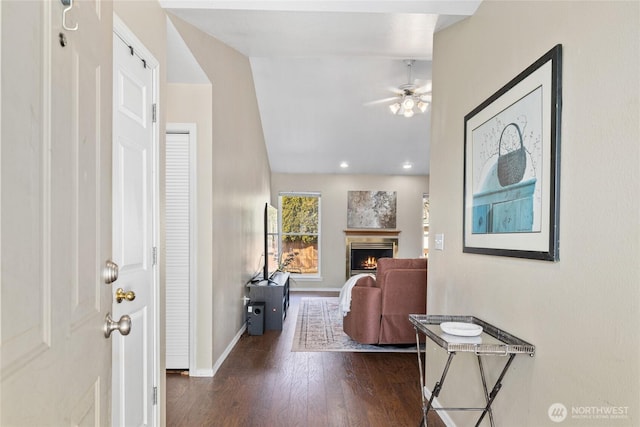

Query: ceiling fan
left=366, top=59, right=432, bottom=118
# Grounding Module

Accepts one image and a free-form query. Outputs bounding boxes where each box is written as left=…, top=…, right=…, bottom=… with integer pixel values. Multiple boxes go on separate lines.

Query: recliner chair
left=343, top=257, right=427, bottom=344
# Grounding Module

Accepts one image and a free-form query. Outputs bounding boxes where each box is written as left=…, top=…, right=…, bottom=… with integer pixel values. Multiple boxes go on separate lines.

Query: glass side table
left=409, top=315, right=535, bottom=427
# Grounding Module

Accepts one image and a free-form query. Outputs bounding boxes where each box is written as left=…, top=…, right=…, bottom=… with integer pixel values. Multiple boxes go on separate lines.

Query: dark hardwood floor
left=166, top=292, right=445, bottom=427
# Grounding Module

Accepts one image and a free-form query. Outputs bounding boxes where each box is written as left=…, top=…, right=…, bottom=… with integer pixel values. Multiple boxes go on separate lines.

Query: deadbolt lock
left=103, top=260, right=119, bottom=284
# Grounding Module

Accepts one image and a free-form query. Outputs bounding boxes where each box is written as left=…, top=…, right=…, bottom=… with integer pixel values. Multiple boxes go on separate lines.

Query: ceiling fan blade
left=414, top=79, right=432, bottom=94
left=386, top=86, right=405, bottom=95
left=363, top=96, right=401, bottom=107
left=418, top=94, right=432, bottom=102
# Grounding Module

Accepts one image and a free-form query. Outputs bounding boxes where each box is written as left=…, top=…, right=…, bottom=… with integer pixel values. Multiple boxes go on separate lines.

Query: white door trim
left=166, top=123, right=198, bottom=374
left=113, top=13, right=160, bottom=426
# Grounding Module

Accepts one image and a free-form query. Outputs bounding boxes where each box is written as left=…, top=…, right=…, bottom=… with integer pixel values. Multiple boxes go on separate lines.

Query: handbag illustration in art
left=497, top=122, right=526, bottom=187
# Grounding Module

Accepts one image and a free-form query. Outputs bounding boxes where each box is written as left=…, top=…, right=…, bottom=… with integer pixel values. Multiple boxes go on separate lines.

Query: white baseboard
left=189, top=368, right=214, bottom=377
left=423, top=387, right=457, bottom=427
left=212, top=324, right=246, bottom=376
left=190, top=324, right=247, bottom=378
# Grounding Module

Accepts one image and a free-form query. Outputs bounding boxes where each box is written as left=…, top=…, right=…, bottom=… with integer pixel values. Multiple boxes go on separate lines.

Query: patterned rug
left=291, top=297, right=419, bottom=352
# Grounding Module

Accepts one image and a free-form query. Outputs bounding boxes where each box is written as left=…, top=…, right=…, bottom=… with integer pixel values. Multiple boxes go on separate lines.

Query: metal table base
left=409, top=315, right=535, bottom=427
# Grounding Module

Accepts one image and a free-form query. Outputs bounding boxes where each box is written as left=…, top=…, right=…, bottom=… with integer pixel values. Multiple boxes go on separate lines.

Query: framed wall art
left=463, top=44, right=562, bottom=261
left=347, top=190, right=397, bottom=229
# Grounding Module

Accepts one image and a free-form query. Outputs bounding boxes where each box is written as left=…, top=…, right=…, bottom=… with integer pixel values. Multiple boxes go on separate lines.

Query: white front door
left=112, top=23, right=158, bottom=426
left=1, top=0, right=112, bottom=424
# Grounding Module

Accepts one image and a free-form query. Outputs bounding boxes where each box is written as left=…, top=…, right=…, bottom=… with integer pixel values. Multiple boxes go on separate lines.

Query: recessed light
left=340, top=161, right=349, bottom=168
left=403, top=162, right=413, bottom=169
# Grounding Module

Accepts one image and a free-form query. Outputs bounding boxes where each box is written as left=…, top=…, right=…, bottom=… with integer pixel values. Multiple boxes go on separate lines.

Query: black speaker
left=247, top=301, right=265, bottom=335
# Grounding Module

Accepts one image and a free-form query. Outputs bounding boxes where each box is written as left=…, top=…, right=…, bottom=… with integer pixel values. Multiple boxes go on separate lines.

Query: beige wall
left=166, top=84, right=214, bottom=373
left=167, top=15, right=271, bottom=371
left=429, top=1, right=639, bottom=426
left=271, top=173, right=429, bottom=290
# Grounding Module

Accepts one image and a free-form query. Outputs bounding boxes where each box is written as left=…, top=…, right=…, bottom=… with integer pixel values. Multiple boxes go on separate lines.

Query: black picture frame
left=463, top=44, right=562, bottom=261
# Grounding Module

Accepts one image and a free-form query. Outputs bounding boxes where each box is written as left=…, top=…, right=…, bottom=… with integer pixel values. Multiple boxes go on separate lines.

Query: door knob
left=115, top=287, right=136, bottom=303
left=103, top=312, right=131, bottom=338
left=103, top=260, right=119, bottom=284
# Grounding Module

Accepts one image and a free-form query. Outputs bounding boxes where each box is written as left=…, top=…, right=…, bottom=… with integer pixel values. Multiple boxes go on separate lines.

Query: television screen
left=264, top=203, right=279, bottom=280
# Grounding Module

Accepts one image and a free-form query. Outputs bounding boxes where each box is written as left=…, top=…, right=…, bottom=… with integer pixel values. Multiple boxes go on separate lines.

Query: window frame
left=278, top=191, right=322, bottom=279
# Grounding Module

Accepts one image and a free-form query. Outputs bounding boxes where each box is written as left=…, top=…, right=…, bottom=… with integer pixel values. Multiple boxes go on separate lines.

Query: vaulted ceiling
left=161, top=1, right=482, bottom=175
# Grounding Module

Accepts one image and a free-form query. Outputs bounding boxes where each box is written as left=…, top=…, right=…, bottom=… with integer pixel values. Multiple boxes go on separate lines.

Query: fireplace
left=349, top=242, right=395, bottom=275
left=345, top=230, right=399, bottom=278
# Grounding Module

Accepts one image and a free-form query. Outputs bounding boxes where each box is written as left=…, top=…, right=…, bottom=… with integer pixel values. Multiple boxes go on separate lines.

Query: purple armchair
left=343, top=258, right=428, bottom=345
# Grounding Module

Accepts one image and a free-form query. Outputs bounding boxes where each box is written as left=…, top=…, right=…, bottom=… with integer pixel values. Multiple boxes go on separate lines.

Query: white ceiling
left=161, top=1, right=482, bottom=175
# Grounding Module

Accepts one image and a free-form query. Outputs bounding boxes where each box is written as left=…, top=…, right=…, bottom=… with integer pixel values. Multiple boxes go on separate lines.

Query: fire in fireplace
left=347, top=239, right=398, bottom=277
left=361, top=256, right=377, bottom=270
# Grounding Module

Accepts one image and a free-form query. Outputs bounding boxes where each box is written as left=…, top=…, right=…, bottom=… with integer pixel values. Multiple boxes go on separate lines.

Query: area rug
left=291, top=297, right=420, bottom=352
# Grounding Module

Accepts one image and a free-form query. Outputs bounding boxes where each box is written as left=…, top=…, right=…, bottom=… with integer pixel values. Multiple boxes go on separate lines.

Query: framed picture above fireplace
left=347, top=190, right=397, bottom=229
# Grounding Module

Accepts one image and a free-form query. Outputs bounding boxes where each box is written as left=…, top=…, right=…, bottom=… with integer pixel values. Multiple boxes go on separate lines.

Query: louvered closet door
left=165, top=132, right=191, bottom=369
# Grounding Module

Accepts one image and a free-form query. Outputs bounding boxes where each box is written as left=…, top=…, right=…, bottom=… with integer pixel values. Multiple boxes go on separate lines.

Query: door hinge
left=153, top=386, right=157, bottom=405
left=152, top=247, right=157, bottom=266
left=152, top=103, right=157, bottom=123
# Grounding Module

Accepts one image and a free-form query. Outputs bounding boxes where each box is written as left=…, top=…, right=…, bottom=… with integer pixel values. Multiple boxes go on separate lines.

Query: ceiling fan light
left=417, top=101, right=428, bottom=113
left=389, top=103, right=401, bottom=114
left=403, top=108, right=414, bottom=118
left=402, top=97, right=415, bottom=110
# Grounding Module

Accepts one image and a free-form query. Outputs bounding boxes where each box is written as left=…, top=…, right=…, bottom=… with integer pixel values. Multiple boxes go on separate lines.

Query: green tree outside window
left=279, top=193, right=320, bottom=275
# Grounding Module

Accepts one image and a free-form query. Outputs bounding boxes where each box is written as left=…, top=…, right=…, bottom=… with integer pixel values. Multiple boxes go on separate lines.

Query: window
left=279, top=192, right=320, bottom=276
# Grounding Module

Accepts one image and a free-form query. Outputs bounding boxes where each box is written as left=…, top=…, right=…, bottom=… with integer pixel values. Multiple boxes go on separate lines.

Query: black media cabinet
left=246, top=271, right=290, bottom=330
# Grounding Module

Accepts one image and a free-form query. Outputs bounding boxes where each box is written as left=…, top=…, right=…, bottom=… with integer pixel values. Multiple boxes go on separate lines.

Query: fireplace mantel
left=344, top=229, right=401, bottom=237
